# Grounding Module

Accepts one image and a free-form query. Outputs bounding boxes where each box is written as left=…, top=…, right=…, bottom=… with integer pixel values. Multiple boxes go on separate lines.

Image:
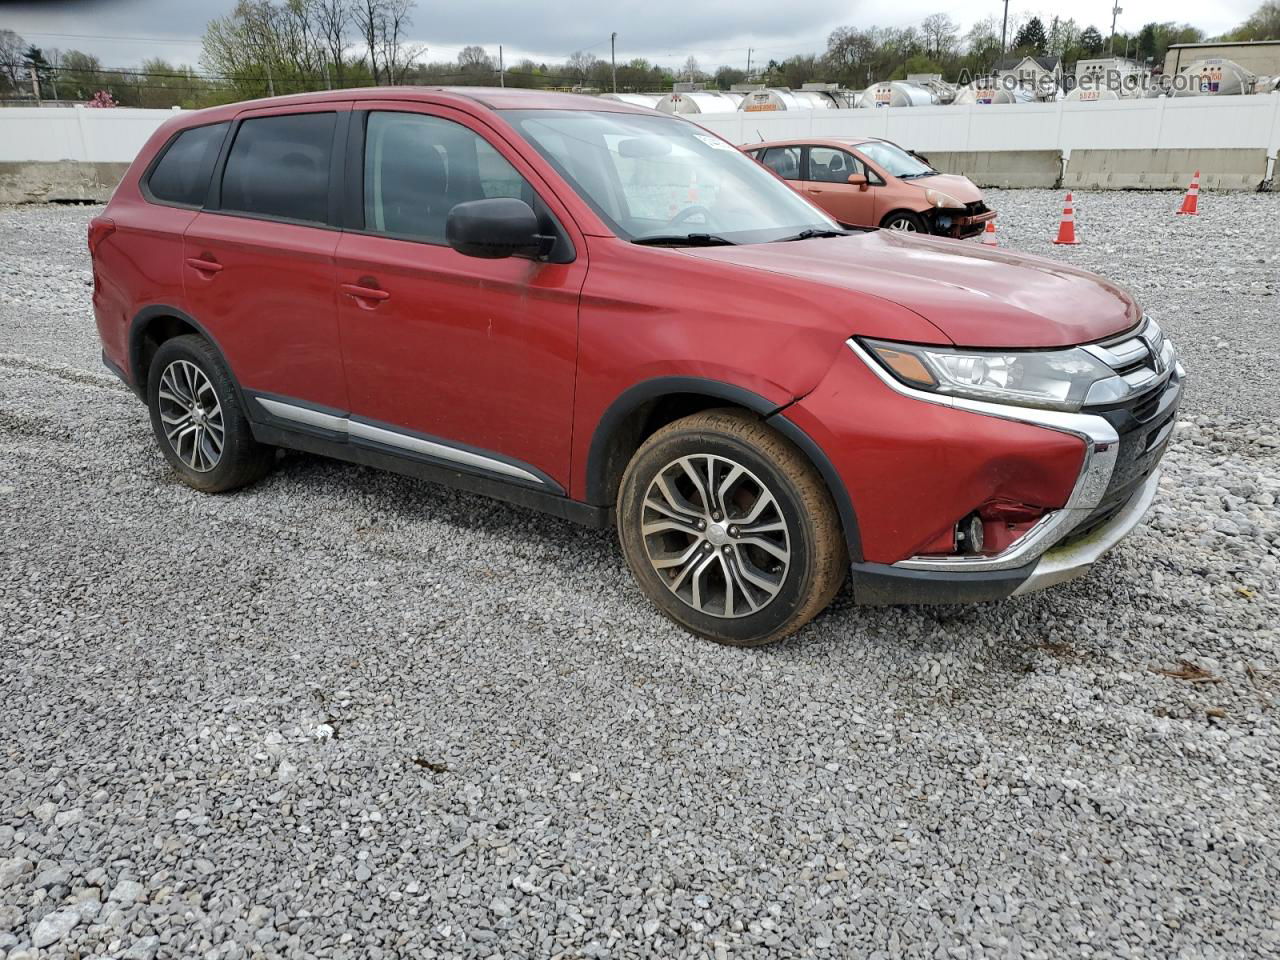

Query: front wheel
left=617, top=409, right=847, bottom=646
left=881, top=210, right=928, bottom=233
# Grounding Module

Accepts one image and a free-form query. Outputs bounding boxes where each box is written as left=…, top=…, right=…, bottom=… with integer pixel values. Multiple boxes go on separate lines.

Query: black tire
left=146, top=334, right=273, bottom=493
left=880, top=210, right=928, bottom=233
left=617, top=409, right=847, bottom=647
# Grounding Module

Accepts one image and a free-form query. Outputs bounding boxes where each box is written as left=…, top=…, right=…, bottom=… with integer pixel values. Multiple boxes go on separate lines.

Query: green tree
left=1223, top=0, right=1280, bottom=40
left=1079, top=26, right=1104, bottom=54
left=1012, top=17, right=1047, bottom=55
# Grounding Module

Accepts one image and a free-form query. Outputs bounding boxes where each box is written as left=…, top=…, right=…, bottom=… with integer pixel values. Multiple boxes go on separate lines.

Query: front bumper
left=842, top=323, right=1183, bottom=605
left=932, top=207, right=997, bottom=239
left=850, top=467, right=1162, bottom=604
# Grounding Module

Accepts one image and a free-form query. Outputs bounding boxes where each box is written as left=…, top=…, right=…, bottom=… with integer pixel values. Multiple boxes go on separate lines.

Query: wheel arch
left=878, top=208, right=929, bottom=230
left=128, top=305, right=241, bottom=402
left=585, top=376, right=863, bottom=561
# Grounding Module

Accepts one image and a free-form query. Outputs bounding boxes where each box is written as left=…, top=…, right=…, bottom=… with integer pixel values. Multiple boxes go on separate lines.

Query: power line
left=16, top=30, right=204, bottom=45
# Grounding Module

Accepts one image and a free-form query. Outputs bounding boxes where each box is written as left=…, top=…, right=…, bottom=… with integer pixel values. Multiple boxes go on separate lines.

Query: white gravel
left=1, top=193, right=1279, bottom=959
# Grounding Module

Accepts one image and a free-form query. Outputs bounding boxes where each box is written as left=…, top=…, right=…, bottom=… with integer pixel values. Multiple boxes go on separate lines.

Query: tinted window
left=221, top=113, right=335, bottom=223
left=146, top=122, right=229, bottom=206
left=760, top=146, right=801, bottom=181
left=363, top=111, right=536, bottom=243
left=808, top=147, right=865, bottom=184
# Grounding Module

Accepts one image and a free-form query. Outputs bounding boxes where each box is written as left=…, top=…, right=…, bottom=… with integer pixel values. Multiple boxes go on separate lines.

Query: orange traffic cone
left=1052, top=193, right=1078, bottom=245
left=980, top=219, right=997, bottom=246
left=1177, top=170, right=1200, bottom=215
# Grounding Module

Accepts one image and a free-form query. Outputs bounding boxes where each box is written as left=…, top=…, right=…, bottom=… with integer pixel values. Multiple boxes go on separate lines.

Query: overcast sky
left=0, top=0, right=1259, bottom=73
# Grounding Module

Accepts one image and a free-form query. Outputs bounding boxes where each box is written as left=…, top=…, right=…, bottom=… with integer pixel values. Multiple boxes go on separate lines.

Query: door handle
left=807, top=188, right=824, bottom=194
left=340, top=282, right=391, bottom=304
left=185, top=257, right=223, bottom=274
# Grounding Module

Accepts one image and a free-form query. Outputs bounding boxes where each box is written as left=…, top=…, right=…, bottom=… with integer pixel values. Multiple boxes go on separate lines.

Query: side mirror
left=446, top=198, right=547, bottom=260
left=847, top=173, right=869, bottom=190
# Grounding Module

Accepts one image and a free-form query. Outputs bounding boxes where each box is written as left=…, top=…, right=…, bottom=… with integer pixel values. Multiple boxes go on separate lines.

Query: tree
left=57, top=50, right=104, bottom=101
left=1225, top=1, right=1280, bottom=40
left=963, top=18, right=1003, bottom=73
left=565, top=50, right=599, bottom=83
left=457, top=45, right=494, bottom=76
left=1079, top=26, right=1104, bottom=55
left=713, top=65, right=746, bottom=90
left=22, top=44, right=52, bottom=98
left=1012, top=17, right=1047, bottom=55
left=682, top=55, right=701, bottom=82
left=920, top=14, right=959, bottom=59
left=0, top=30, right=25, bottom=95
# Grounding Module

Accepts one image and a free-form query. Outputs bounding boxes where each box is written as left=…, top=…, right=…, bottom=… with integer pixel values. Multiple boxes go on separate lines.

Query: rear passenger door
left=332, top=102, right=588, bottom=493
left=182, top=103, right=349, bottom=413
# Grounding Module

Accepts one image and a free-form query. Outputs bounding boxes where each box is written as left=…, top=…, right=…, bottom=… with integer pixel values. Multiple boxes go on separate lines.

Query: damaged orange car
left=746, top=137, right=996, bottom=238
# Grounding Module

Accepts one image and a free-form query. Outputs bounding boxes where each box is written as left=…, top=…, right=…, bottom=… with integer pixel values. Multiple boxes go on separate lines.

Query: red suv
left=90, top=88, right=1183, bottom=646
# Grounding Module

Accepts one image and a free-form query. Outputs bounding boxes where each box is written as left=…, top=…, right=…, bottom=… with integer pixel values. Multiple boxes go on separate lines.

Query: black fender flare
left=585, top=376, right=863, bottom=561
left=128, top=304, right=245, bottom=404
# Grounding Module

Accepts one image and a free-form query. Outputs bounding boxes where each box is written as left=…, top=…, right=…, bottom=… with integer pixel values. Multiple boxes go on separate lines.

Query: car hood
left=681, top=230, right=1140, bottom=348
left=908, top=172, right=985, bottom=204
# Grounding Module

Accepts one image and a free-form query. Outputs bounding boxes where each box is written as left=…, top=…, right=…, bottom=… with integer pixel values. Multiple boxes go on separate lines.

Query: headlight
left=860, top=338, right=1126, bottom=412
left=924, top=188, right=961, bottom=209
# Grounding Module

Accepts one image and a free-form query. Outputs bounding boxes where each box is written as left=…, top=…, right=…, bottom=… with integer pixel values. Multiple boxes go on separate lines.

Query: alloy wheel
left=157, top=359, right=224, bottom=472
left=640, top=454, right=791, bottom=618
left=888, top=218, right=919, bottom=232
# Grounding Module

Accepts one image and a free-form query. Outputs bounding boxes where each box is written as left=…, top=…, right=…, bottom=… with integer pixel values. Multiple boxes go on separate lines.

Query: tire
left=617, top=409, right=847, bottom=646
left=881, top=210, right=928, bottom=233
left=146, top=334, right=273, bottom=493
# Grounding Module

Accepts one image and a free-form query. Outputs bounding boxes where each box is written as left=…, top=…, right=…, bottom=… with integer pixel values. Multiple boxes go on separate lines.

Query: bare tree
left=379, top=0, right=423, bottom=84
left=0, top=29, right=26, bottom=94
left=682, top=55, right=700, bottom=81
left=920, top=13, right=959, bottom=59
left=565, top=50, right=598, bottom=83
left=353, top=0, right=385, bottom=83
left=311, top=0, right=350, bottom=84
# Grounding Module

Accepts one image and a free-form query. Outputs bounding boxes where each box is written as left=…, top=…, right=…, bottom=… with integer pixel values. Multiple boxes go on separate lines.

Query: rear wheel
left=617, top=409, right=847, bottom=646
left=147, top=335, right=273, bottom=493
left=881, top=210, right=928, bottom=233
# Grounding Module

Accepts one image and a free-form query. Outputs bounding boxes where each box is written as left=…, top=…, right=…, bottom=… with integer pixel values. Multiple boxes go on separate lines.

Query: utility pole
left=1110, top=4, right=1122, bottom=56
left=610, top=32, right=617, bottom=92
left=29, top=61, right=41, bottom=106
left=499, top=45, right=505, bottom=87
left=746, top=47, right=753, bottom=79
left=1000, top=0, right=1009, bottom=54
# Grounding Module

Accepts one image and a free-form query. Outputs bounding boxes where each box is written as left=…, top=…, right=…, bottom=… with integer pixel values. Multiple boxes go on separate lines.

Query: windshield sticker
left=694, top=134, right=736, bottom=152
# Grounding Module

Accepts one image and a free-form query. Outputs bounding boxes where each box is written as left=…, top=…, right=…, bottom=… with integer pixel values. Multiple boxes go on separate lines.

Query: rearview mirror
left=446, top=198, right=547, bottom=260
left=847, top=173, right=869, bottom=190
left=617, top=136, right=671, bottom=159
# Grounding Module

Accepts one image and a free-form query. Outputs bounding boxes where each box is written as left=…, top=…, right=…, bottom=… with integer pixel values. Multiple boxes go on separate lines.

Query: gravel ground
left=1, top=192, right=1279, bottom=960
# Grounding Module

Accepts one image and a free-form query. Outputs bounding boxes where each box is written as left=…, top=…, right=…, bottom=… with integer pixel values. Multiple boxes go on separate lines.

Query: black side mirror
left=446, top=198, right=548, bottom=260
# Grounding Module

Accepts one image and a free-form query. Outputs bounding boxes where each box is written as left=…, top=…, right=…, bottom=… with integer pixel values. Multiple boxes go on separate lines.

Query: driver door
left=801, top=146, right=876, bottom=227
left=333, top=103, right=588, bottom=491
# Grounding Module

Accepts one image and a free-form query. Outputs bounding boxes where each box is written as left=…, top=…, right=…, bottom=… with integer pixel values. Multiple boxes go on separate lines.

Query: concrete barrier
left=0, top=161, right=130, bottom=203
left=921, top=150, right=1062, bottom=188
left=1064, top=148, right=1270, bottom=191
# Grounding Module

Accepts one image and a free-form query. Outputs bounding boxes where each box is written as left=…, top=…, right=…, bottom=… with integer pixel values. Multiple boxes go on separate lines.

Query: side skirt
left=252, top=422, right=612, bottom=529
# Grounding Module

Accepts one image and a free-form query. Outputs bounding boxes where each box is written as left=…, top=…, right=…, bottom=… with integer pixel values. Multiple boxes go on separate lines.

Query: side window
left=760, top=146, right=801, bottom=181
left=809, top=147, right=865, bottom=184
left=363, top=111, right=535, bottom=243
left=220, top=112, right=335, bottom=224
left=145, top=121, right=229, bottom=207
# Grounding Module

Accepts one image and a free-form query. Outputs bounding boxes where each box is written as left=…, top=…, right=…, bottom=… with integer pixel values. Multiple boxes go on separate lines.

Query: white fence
left=697, top=95, right=1280, bottom=160
left=0, top=106, right=181, bottom=164
left=1, top=95, right=1278, bottom=165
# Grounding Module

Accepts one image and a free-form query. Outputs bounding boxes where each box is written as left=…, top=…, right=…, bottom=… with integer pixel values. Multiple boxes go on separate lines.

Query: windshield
left=503, top=109, right=839, bottom=244
left=854, top=140, right=935, bottom=179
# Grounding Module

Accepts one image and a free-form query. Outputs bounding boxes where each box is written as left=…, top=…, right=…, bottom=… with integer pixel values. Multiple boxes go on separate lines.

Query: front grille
left=964, top=201, right=989, bottom=217
left=1072, top=360, right=1182, bottom=537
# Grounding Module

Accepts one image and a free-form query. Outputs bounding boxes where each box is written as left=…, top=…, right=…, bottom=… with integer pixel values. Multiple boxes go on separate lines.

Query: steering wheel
left=666, top=204, right=713, bottom=228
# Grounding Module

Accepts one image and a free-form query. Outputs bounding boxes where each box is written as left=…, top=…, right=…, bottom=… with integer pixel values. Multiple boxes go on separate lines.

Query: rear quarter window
left=220, top=112, right=336, bottom=224
left=145, top=121, right=230, bottom=207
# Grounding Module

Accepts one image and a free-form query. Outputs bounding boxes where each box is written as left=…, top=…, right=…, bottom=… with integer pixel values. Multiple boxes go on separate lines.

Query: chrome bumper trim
left=1011, top=468, right=1161, bottom=596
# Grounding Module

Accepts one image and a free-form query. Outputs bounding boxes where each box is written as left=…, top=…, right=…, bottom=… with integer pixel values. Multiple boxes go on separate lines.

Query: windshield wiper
left=774, top=228, right=848, bottom=242
left=632, top=233, right=736, bottom=247
left=898, top=171, right=935, bottom=179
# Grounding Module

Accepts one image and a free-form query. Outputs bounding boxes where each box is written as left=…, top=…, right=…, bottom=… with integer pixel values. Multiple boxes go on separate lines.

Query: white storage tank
left=856, top=81, right=937, bottom=108
left=738, top=87, right=841, bottom=112
left=599, top=93, right=663, bottom=109
left=953, top=81, right=1036, bottom=105
left=656, top=91, right=741, bottom=114
left=1170, top=58, right=1256, bottom=96
left=1064, top=86, right=1122, bottom=102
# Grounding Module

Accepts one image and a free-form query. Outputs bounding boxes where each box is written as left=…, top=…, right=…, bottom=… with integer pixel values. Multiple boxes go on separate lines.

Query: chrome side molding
left=254, top=396, right=546, bottom=486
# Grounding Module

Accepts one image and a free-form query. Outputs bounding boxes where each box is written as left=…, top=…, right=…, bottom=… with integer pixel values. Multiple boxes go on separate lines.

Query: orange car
left=745, top=137, right=996, bottom=238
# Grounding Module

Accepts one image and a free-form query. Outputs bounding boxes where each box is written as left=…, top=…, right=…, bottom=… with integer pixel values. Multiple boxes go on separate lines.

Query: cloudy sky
left=0, top=0, right=1260, bottom=73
